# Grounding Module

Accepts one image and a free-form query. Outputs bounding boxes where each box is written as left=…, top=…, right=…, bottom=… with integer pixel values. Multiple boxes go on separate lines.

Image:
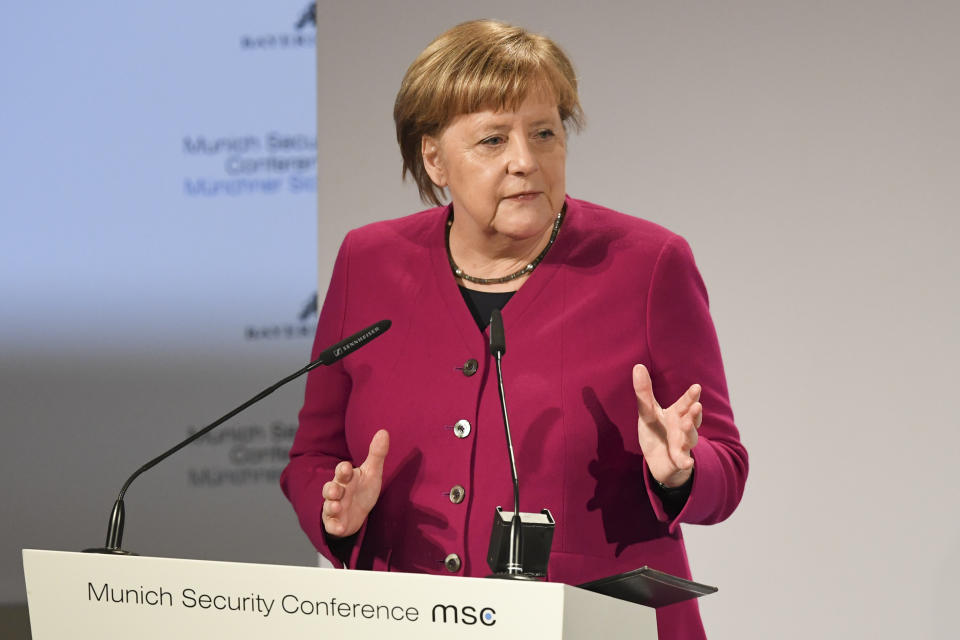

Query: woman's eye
left=481, top=135, right=505, bottom=145
left=535, top=129, right=556, bottom=140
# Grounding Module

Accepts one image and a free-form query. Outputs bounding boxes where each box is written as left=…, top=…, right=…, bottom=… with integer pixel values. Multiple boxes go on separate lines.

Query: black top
left=458, top=286, right=516, bottom=330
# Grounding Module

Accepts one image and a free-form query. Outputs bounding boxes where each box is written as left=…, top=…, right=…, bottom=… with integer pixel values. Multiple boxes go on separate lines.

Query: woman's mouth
left=505, top=191, right=541, bottom=201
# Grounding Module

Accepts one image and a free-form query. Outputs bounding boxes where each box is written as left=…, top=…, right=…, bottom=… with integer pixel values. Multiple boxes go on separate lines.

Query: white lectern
left=23, top=550, right=657, bottom=639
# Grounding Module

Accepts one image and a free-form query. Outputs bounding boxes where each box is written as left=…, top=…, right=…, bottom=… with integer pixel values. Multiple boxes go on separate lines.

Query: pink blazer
left=281, top=197, right=748, bottom=639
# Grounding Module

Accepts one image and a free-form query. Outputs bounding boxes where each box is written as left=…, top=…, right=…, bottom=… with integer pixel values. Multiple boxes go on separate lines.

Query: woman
left=281, top=19, right=747, bottom=639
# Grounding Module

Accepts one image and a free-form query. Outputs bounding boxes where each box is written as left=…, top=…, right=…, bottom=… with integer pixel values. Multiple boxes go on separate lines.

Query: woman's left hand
left=633, top=364, right=702, bottom=488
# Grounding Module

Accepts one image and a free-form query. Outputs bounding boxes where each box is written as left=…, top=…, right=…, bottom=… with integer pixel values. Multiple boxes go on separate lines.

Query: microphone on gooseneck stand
left=488, top=309, right=523, bottom=576
left=83, top=319, right=392, bottom=556
left=486, top=309, right=555, bottom=580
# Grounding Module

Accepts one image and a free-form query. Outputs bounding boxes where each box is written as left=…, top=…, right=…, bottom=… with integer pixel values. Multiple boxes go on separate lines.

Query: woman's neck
left=447, top=210, right=560, bottom=292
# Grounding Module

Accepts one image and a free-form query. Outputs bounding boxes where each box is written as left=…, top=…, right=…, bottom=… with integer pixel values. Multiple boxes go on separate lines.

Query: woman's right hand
left=321, top=429, right=389, bottom=538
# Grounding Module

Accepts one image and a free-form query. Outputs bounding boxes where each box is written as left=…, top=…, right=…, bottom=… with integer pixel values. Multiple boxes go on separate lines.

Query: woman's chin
left=493, top=203, right=557, bottom=239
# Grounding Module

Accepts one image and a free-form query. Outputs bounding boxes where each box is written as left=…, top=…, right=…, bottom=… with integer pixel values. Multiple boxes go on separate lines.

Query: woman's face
left=422, top=90, right=566, bottom=243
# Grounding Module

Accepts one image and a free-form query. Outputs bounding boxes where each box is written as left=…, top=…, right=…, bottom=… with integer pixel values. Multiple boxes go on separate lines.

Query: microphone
left=489, top=309, right=506, bottom=356
left=316, top=319, right=391, bottom=365
left=486, top=310, right=554, bottom=579
left=84, top=319, right=391, bottom=555
left=489, top=309, right=521, bottom=575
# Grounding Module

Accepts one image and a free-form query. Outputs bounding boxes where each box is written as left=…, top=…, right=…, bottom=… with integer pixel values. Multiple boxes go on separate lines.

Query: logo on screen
left=239, top=3, right=316, bottom=50
left=298, top=293, right=317, bottom=321
left=245, top=291, right=317, bottom=341
left=295, top=3, right=316, bottom=30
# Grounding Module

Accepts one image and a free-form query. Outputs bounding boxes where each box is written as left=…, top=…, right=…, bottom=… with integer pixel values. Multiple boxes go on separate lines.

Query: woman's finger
left=322, top=513, right=345, bottom=537
left=686, top=420, right=699, bottom=451
left=670, top=420, right=697, bottom=467
left=632, top=364, right=660, bottom=424
left=333, top=460, right=354, bottom=485
left=675, top=384, right=701, bottom=415
left=689, top=401, right=703, bottom=429
left=321, top=480, right=344, bottom=501
left=323, top=498, right=341, bottom=517
left=671, top=444, right=695, bottom=471
left=362, top=429, right=390, bottom=476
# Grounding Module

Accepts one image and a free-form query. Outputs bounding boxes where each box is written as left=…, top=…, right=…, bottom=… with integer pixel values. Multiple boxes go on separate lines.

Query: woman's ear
left=421, top=136, right=447, bottom=187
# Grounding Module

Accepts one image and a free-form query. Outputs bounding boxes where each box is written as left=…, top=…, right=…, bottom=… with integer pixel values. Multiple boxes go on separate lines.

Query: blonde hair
left=394, top=20, right=585, bottom=206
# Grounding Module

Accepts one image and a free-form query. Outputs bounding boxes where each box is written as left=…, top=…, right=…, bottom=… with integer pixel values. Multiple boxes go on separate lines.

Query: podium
left=23, top=550, right=658, bottom=639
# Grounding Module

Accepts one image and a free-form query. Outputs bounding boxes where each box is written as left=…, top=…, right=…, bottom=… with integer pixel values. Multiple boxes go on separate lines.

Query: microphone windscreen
left=489, top=309, right=506, bottom=356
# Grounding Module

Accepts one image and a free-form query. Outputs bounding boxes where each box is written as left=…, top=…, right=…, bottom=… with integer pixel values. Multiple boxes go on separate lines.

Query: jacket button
left=453, top=419, right=471, bottom=438
left=462, top=359, right=478, bottom=377
left=444, top=553, right=462, bottom=573
left=449, top=485, right=465, bottom=504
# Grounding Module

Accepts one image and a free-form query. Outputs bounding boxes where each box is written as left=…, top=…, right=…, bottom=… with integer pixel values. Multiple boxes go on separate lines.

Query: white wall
left=314, top=2, right=960, bottom=638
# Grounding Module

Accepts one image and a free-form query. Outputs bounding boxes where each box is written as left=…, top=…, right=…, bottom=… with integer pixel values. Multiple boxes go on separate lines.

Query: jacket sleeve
left=640, top=235, right=749, bottom=534
left=280, top=232, right=367, bottom=566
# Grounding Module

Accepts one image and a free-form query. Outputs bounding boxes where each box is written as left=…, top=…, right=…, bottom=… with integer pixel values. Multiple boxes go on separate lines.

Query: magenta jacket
left=281, top=197, right=748, bottom=639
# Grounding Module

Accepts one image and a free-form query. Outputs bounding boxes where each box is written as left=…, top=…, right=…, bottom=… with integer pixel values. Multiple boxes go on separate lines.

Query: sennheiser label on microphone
left=332, top=325, right=383, bottom=358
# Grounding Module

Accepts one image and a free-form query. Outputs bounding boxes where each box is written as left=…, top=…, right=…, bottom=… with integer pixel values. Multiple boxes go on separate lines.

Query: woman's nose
left=506, top=137, right=537, bottom=175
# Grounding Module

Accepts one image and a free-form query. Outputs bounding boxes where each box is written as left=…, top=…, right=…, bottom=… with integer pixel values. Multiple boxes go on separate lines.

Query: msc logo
left=431, top=603, right=496, bottom=627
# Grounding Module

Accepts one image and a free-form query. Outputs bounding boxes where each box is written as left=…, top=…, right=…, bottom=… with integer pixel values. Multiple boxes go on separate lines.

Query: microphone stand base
left=82, top=548, right=137, bottom=555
